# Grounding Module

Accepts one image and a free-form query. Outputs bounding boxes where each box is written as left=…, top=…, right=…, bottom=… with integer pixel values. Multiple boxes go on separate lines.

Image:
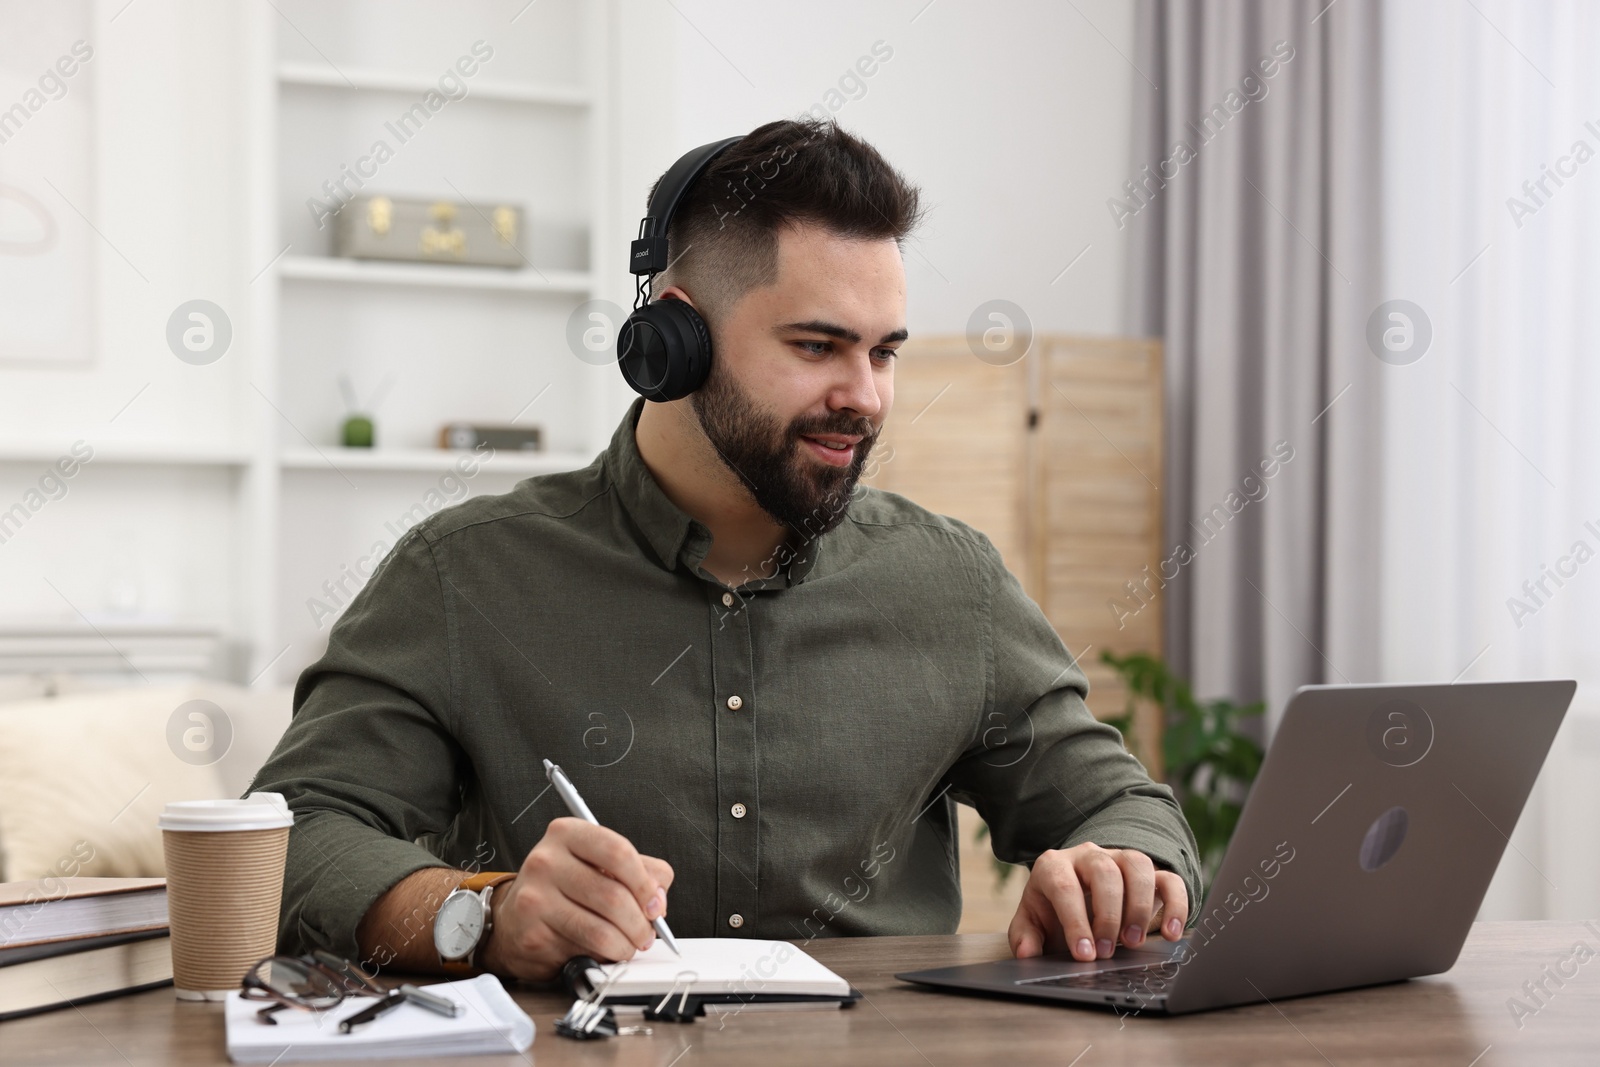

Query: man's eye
left=873, top=348, right=899, bottom=361
left=795, top=340, right=830, bottom=355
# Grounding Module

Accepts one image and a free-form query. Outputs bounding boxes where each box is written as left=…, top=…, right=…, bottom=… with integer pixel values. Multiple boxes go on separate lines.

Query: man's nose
left=829, top=351, right=884, bottom=420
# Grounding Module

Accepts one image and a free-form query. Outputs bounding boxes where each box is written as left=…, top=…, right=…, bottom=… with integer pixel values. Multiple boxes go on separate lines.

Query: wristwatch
left=433, top=871, right=515, bottom=973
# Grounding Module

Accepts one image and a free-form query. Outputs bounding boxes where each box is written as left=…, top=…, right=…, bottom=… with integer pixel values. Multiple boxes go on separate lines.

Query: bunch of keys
left=554, top=956, right=653, bottom=1041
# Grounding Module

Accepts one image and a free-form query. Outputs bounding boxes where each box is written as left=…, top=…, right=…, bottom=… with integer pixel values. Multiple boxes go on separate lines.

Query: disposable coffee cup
left=159, top=792, right=294, bottom=1001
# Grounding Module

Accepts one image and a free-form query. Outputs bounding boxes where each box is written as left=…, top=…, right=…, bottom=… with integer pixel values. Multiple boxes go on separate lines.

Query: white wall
left=0, top=0, right=253, bottom=635
left=624, top=0, right=1137, bottom=339
left=0, top=0, right=252, bottom=455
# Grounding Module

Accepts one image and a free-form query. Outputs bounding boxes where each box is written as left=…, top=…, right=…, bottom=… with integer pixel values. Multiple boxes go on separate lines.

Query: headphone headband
left=629, top=136, right=743, bottom=277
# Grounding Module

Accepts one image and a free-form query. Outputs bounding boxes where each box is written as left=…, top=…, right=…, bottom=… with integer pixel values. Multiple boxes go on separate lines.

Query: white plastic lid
left=158, top=791, right=294, bottom=832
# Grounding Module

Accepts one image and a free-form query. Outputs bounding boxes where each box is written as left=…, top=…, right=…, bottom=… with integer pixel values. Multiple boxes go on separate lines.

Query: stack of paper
left=223, top=974, right=533, bottom=1063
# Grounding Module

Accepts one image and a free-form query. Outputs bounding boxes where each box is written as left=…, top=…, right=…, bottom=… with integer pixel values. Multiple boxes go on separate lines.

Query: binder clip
left=555, top=1002, right=627, bottom=1040
left=555, top=956, right=652, bottom=1041
left=642, top=972, right=704, bottom=1024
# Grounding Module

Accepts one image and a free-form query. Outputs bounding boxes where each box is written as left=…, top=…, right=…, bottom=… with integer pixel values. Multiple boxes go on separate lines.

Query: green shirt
left=252, top=399, right=1201, bottom=959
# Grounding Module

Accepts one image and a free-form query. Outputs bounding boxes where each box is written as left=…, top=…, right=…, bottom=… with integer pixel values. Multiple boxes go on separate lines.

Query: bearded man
left=251, top=118, right=1201, bottom=982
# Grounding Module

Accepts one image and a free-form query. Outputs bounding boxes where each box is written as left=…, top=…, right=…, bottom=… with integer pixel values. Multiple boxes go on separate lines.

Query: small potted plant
left=338, top=372, right=395, bottom=448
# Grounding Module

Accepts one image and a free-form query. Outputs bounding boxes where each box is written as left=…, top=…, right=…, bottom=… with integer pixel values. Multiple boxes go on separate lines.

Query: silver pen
left=398, top=984, right=461, bottom=1017
left=542, top=759, right=682, bottom=957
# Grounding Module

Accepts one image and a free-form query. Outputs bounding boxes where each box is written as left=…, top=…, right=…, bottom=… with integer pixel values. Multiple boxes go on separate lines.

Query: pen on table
left=399, top=984, right=461, bottom=1017
left=339, top=990, right=406, bottom=1033
left=543, top=758, right=682, bottom=957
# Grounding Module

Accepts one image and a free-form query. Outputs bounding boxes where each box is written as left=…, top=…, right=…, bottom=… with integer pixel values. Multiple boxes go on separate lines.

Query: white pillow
left=0, top=681, right=292, bottom=881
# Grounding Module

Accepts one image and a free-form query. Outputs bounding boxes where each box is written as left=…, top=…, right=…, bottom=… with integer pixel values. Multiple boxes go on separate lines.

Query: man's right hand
left=480, top=816, right=674, bottom=981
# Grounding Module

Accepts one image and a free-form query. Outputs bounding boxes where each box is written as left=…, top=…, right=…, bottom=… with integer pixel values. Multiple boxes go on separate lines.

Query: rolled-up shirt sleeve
left=942, top=534, right=1204, bottom=923
left=248, top=528, right=462, bottom=958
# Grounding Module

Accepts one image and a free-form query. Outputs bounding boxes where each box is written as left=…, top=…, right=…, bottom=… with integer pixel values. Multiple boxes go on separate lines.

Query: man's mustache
left=788, top=414, right=878, bottom=442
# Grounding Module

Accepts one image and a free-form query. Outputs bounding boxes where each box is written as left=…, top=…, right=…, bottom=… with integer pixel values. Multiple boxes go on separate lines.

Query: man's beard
left=689, top=362, right=878, bottom=540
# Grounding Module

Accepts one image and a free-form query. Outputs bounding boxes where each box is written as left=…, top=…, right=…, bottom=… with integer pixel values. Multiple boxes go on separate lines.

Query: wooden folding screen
left=863, top=336, right=1165, bottom=931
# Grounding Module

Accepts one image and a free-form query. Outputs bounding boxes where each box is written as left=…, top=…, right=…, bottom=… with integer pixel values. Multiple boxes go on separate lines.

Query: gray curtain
left=1124, top=0, right=1386, bottom=731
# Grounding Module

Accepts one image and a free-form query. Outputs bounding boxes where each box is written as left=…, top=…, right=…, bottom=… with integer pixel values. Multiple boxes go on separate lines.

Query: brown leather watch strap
left=461, top=871, right=516, bottom=893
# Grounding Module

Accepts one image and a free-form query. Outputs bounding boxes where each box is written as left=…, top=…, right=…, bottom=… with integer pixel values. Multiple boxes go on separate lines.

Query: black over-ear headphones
left=617, top=136, right=743, bottom=402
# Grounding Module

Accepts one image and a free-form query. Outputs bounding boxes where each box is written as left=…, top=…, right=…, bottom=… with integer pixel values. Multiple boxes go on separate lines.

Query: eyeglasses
left=241, top=951, right=388, bottom=1024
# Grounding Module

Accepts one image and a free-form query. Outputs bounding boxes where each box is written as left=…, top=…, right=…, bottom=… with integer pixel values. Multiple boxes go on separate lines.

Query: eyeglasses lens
left=259, top=958, right=343, bottom=1007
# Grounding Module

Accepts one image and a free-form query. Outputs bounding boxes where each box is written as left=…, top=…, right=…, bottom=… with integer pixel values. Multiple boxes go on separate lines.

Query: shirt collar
left=601, top=398, right=824, bottom=588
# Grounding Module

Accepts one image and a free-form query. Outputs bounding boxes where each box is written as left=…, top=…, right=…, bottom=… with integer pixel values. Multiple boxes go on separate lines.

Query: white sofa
left=0, top=681, right=292, bottom=881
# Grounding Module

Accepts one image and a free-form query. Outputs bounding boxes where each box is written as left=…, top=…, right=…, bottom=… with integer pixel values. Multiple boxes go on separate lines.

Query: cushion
left=0, top=681, right=293, bottom=881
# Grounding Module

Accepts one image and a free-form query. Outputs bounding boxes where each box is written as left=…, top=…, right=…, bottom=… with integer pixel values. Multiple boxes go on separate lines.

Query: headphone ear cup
left=672, top=300, right=713, bottom=395
left=616, top=299, right=713, bottom=402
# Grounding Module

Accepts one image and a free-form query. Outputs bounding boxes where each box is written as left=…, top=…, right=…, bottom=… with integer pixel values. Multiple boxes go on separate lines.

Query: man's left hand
left=1007, top=842, right=1188, bottom=962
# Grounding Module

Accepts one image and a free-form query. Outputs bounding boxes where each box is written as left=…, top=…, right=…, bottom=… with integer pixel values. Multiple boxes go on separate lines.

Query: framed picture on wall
left=0, top=0, right=94, bottom=365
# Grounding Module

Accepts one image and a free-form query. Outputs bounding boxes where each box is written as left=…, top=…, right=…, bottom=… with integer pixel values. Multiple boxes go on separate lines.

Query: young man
left=251, top=118, right=1201, bottom=982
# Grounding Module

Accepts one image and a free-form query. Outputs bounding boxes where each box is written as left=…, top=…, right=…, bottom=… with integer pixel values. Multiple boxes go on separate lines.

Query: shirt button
left=721, top=592, right=735, bottom=607
left=731, top=802, right=747, bottom=818
left=728, top=913, right=744, bottom=929
left=726, top=694, right=743, bottom=711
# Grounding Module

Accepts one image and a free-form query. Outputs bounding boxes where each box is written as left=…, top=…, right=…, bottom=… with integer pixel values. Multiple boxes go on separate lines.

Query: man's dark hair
left=649, top=117, right=922, bottom=324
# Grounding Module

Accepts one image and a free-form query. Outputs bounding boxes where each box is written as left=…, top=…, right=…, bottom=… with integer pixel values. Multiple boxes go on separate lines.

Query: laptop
left=897, top=679, right=1576, bottom=1015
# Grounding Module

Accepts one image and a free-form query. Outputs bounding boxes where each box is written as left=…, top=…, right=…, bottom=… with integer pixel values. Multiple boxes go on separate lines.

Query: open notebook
left=224, top=974, right=533, bottom=1063
left=586, top=938, right=855, bottom=1006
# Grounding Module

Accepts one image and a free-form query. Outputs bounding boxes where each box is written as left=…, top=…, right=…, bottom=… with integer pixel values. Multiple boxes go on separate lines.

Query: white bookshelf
left=275, top=61, right=592, bottom=108
left=0, top=445, right=253, bottom=468
left=277, top=255, right=593, bottom=294
left=0, top=1, right=661, bottom=696
left=239, top=0, right=621, bottom=688
left=279, top=447, right=591, bottom=474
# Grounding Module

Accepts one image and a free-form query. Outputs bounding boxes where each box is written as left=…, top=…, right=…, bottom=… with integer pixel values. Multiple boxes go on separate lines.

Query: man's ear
left=654, top=283, right=698, bottom=311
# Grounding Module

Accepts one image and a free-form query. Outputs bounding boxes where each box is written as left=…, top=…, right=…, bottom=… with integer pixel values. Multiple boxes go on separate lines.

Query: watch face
left=434, top=890, right=485, bottom=960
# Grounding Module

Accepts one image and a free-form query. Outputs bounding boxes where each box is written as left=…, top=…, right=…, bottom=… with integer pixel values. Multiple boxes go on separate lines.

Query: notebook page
left=591, top=938, right=850, bottom=997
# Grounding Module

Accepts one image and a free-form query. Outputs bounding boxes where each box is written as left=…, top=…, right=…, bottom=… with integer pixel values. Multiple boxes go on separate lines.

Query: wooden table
left=4, top=922, right=1596, bottom=1065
